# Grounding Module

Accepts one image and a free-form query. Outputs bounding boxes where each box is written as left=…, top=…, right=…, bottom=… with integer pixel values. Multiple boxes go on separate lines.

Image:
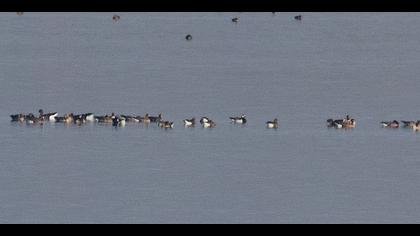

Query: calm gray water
left=1, top=12, right=420, bottom=224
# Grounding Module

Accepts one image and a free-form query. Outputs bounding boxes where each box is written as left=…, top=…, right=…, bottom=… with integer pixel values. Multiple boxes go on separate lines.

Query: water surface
left=1, top=12, right=420, bottom=223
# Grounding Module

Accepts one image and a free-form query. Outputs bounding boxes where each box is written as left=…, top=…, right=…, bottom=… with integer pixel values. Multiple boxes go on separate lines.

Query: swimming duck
left=55, top=113, right=74, bottom=124
left=71, top=113, right=93, bottom=123
left=10, top=113, right=25, bottom=122
left=149, top=114, right=162, bottom=123
left=185, top=34, right=192, bottom=41
left=343, top=119, right=356, bottom=128
left=73, top=114, right=87, bottom=126
left=230, top=114, right=247, bottom=124
left=401, top=120, right=418, bottom=128
left=203, top=120, right=216, bottom=128
left=183, top=118, right=195, bottom=127
left=200, top=117, right=210, bottom=124
left=158, top=120, right=174, bottom=129
left=25, top=113, right=42, bottom=124
left=95, top=113, right=115, bottom=123
left=39, top=109, right=58, bottom=122
left=112, top=15, right=120, bottom=22
left=136, top=113, right=151, bottom=123
left=381, top=120, right=400, bottom=128
left=266, top=118, right=278, bottom=129
left=112, top=116, right=126, bottom=127
left=294, top=15, right=302, bottom=21
left=78, top=113, right=94, bottom=122
left=327, top=119, right=344, bottom=128
left=413, top=121, right=420, bottom=131
left=121, top=115, right=140, bottom=123
left=232, top=17, right=239, bottom=23
left=327, top=118, right=348, bottom=129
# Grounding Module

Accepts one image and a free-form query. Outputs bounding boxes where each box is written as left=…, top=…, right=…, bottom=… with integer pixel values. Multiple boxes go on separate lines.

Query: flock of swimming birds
left=9, top=110, right=420, bottom=131
left=9, top=110, right=274, bottom=129
left=10, top=13, right=305, bottom=130
left=11, top=13, right=420, bottom=131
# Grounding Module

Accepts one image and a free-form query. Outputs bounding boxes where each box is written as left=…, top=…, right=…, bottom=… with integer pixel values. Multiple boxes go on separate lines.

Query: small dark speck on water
left=112, top=15, right=120, bottom=22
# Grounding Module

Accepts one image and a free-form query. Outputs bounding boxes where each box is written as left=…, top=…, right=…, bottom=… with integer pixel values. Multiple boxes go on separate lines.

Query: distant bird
left=232, top=17, right=239, bottom=23
left=401, top=120, right=418, bottom=128
left=74, top=115, right=86, bottom=126
left=10, top=113, right=25, bottom=122
left=200, top=117, right=210, bottom=124
left=183, top=118, right=195, bottom=127
left=230, top=114, right=247, bottom=124
left=381, top=120, right=400, bottom=128
left=203, top=120, right=216, bottom=128
left=112, top=15, right=120, bottom=22
left=327, top=119, right=343, bottom=128
left=343, top=119, right=356, bottom=128
left=73, top=113, right=94, bottom=123
left=158, top=120, right=174, bottom=129
left=199, top=117, right=215, bottom=128
left=266, top=118, right=278, bottom=129
left=413, top=121, right=420, bottom=131
left=55, top=113, right=74, bottom=124
left=149, top=114, right=162, bottom=123
left=25, top=113, right=41, bottom=125
left=38, top=109, right=58, bottom=122
left=138, top=113, right=151, bottom=123
left=112, top=116, right=126, bottom=127
left=294, top=15, right=302, bottom=21
left=121, top=115, right=140, bottom=123
left=185, top=34, right=192, bottom=41
left=82, top=113, right=95, bottom=122
left=95, top=113, right=115, bottom=123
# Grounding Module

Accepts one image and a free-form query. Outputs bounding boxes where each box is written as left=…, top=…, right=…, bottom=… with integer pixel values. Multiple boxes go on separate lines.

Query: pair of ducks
left=381, top=120, right=420, bottom=131
left=181, top=117, right=216, bottom=128
left=230, top=115, right=279, bottom=129
left=327, top=115, right=356, bottom=129
left=55, top=113, right=94, bottom=125
left=229, top=115, right=279, bottom=129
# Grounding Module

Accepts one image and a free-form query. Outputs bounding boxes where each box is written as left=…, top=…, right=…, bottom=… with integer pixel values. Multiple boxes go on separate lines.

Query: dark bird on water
left=185, top=34, right=192, bottom=41
left=112, top=15, right=120, bottom=22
